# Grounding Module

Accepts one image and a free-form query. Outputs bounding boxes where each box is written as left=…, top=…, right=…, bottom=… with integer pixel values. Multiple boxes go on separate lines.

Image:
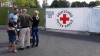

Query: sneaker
left=13, top=50, right=17, bottom=53
left=7, top=47, right=12, bottom=52
left=18, top=48, right=24, bottom=50
left=26, top=46, right=30, bottom=49
left=35, top=45, right=38, bottom=47
left=31, top=45, right=35, bottom=48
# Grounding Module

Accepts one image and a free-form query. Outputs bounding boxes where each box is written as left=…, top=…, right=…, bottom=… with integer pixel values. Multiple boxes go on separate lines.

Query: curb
left=0, top=25, right=7, bottom=29
left=0, top=26, right=99, bottom=36
left=39, top=26, right=90, bottom=36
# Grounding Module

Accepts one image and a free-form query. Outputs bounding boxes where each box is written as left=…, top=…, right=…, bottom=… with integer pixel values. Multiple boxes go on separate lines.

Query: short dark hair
left=8, top=22, right=14, bottom=27
left=14, top=7, right=18, bottom=11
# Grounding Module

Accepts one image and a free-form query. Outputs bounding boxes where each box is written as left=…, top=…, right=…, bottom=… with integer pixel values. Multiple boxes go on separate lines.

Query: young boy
left=7, top=22, right=17, bottom=53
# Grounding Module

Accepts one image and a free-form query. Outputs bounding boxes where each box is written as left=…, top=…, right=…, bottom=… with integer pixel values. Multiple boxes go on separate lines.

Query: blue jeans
left=32, top=26, right=39, bottom=46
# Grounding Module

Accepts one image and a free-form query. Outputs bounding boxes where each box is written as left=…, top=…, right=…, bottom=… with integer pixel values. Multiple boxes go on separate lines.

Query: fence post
left=44, top=8, right=46, bottom=31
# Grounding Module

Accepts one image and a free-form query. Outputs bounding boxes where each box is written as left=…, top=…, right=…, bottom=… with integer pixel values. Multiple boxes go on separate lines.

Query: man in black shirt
left=18, top=9, right=33, bottom=50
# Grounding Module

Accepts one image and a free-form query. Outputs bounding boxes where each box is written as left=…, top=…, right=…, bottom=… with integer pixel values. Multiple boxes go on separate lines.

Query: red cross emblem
left=60, top=14, right=69, bottom=24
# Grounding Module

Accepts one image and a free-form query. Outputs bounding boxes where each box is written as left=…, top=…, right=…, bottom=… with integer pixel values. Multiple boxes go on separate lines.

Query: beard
left=14, top=12, right=17, bottom=15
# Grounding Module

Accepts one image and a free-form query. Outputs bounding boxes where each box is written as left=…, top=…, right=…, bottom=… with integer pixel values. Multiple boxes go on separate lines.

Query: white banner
left=46, top=8, right=100, bottom=33
left=88, top=8, right=100, bottom=33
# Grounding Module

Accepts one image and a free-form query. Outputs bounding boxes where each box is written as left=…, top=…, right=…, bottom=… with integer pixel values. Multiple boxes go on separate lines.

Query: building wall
left=0, top=2, right=13, bottom=7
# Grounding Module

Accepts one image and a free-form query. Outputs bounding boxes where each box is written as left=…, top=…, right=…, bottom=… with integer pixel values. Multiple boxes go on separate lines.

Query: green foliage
left=0, top=0, right=10, bottom=2
left=71, top=1, right=81, bottom=7
left=59, top=0, right=69, bottom=8
left=71, top=1, right=88, bottom=7
left=81, top=2, right=88, bottom=7
left=88, top=1, right=96, bottom=7
left=14, top=0, right=37, bottom=8
left=50, top=0, right=69, bottom=8
left=50, top=0, right=59, bottom=8
left=51, top=0, right=99, bottom=7
left=95, top=0, right=100, bottom=6
left=15, top=0, right=25, bottom=7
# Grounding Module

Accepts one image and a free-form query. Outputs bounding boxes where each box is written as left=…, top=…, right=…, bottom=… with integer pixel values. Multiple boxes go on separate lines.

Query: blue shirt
left=8, top=13, right=18, bottom=27
left=8, top=13, right=18, bottom=23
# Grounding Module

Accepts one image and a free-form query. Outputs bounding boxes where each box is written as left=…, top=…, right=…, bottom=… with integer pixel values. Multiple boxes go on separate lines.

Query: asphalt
left=0, top=29, right=100, bottom=56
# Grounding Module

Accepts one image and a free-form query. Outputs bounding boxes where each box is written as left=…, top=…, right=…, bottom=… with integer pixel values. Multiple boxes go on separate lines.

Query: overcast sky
left=38, top=0, right=96, bottom=6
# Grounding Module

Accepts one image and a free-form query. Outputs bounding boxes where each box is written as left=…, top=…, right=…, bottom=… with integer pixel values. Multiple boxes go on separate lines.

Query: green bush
left=0, top=7, right=8, bottom=25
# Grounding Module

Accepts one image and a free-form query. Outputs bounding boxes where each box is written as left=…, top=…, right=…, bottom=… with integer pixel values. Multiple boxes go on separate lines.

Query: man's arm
left=8, top=18, right=13, bottom=23
left=29, top=15, right=33, bottom=22
left=8, top=14, right=14, bottom=23
left=14, top=29, right=17, bottom=35
left=29, top=15, right=33, bottom=27
left=17, top=16, right=22, bottom=28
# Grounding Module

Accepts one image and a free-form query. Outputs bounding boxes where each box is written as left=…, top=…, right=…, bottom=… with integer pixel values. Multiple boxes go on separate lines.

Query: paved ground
left=0, top=29, right=100, bottom=56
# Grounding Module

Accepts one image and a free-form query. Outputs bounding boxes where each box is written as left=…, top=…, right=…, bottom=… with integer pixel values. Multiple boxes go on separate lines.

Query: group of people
left=7, top=8, right=40, bottom=53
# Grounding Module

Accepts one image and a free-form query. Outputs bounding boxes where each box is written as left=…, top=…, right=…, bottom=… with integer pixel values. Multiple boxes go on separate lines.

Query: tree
left=81, top=1, right=88, bottom=7
left=50, top=0, right=59, bottom=8
left=42, top=0, right=49, bottom=8
left=95, top=0, right=100, bottom=6
left=14, top=0, right=27, bottom=7
left=88, top=1, right=96, bottom=7
left=71, top=1, right=88, bottom=7
left=71, top=1, right=81, bottom=7
left=14, top=0, right=40, bottom=8
left=34, top=0, right=41, bottom=8
left=59, top=0, right=69, bottom=8
left=50, top=0, right=70, bottom=8
left=0, top=0, right=10, bottom=2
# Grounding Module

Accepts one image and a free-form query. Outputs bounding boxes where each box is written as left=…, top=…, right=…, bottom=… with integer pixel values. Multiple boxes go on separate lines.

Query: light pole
left=69, top=2, right=72, bottom=8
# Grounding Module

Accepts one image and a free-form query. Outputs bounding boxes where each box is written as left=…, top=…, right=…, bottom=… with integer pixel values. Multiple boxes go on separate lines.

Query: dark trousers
left=32, top=26, right=39, bottom=46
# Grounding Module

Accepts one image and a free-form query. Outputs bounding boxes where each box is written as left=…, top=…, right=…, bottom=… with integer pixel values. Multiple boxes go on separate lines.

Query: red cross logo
left=60, top=14, right=69, bottom=24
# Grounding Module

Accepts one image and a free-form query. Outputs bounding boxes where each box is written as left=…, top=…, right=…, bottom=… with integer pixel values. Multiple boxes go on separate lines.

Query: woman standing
left=31, top=10, right=40, bottom=47
left=7, top=22, right=17, bottom=52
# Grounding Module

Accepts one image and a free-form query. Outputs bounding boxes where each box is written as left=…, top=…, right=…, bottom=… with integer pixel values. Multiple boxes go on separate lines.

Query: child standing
left=7, top=22, right=17, bottom=53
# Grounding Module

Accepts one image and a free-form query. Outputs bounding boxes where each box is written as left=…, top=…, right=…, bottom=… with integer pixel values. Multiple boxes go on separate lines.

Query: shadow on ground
left=40, top=31, right=100, bottom=43
left=0, top=42, right=8, bottom=48
left=0, top=42, right=9, bottom=55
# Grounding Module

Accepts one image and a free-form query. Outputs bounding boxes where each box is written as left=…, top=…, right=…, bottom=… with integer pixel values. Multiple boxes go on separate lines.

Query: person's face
left=33, top=13, right=39, bottom=16
left=22, top=9, right=27, bottom=14
left=19, top=9, right=22, bottom=14
left=14, top=9, right=19, bottom=14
